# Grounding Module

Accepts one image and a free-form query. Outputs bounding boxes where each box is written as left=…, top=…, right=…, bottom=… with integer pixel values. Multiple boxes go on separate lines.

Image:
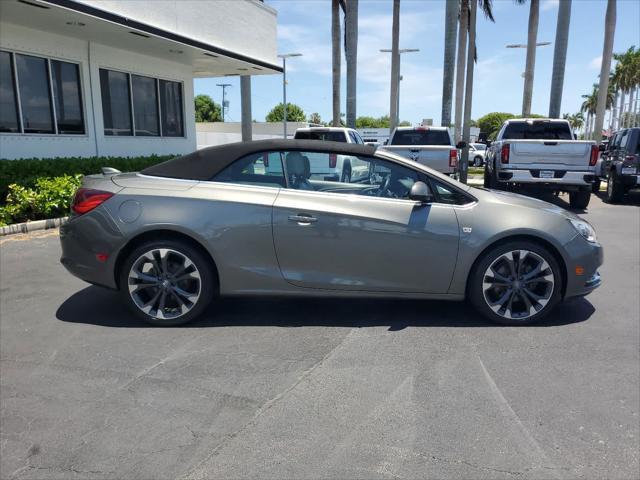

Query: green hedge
left=0, top=155, right=174, bottom=200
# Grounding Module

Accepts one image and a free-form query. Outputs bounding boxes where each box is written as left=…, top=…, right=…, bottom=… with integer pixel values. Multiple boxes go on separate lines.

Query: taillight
left=589, top=144, right=599, bottom=166
left=449, top=149, right=458, bottom=168
left=501, top=144, right=510, bottom=164
left=329, top=153, right=337, bottom=168
left=262, top=153, right=269, bottom=167
left=71, top=188, right=114, bottom=215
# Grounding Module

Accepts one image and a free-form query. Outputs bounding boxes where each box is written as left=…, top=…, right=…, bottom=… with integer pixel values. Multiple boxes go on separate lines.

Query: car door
left=272, top=151, right=461, bottom=294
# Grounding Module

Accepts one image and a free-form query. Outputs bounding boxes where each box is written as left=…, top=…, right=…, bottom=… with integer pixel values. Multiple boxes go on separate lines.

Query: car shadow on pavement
left=593, top=190, right=640, bottom=207
left=56, top=285, right=595, bottom=330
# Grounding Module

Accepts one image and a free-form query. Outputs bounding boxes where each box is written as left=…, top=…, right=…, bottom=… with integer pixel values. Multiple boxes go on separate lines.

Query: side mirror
left=456, top=141, right=467, bottom=149
left=409, top=181, right=433, bottom=203
left=598, top=143, right=606, bottom=152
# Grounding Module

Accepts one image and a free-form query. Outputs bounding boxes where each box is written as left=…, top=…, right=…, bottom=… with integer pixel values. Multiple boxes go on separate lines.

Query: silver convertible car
left=60, top=139, right=602, bottom=326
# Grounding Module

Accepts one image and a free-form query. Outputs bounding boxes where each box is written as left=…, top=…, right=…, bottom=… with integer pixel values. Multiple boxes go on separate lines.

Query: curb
left=0, top=217, right=68, bottom=237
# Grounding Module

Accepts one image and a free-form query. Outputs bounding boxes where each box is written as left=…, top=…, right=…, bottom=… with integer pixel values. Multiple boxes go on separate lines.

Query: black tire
left=468, top=240, right=563, bottom=326
left=341, top=162, right=352, bottom=183
left=605, top=170, right=624, bottom=203
left=119, top=239, right=216, bottom=326
left=569, top=189, right=591, bottom=209
left=483, top=165, right=491, bottom=188
left=591, top=179, right=601, bottom=194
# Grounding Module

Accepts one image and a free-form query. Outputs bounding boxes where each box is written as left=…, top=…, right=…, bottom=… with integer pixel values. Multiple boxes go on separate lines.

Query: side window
left=350, top=131, right=364, bottom=144
left=213, top=151, right=285, bottom=188
left=283, top=151, right=419, bottom=199
left=619, top=131, right=629, bottom=150
left=429, top=178, right=473, bottom=205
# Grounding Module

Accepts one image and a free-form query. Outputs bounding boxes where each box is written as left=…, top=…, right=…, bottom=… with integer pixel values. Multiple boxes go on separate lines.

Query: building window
left=51, top=60, right=84, bottom=134
left=0, top=51, right=20, bottom=133
left=100, top=69, right=132, bottom=136
left=159, top=80, right=184, bottom=137
left=15, top=54, right=54, bottom=134
left=99, top=68, right=184, bottom=138
left=0, top=50, right=85, bottom=135
left=132, top=74, right=159, bottom=136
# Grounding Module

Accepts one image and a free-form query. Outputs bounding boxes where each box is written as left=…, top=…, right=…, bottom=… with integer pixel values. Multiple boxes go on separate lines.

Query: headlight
left=569, top=219, right=598, bottom=243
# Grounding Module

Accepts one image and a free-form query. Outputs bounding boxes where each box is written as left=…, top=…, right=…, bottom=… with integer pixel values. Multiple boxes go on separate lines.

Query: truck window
left=502, top=122, right=573, bottom=140
left=391, top=130, right=450, bottom=146
left=294, top=131, right=347, bottom=142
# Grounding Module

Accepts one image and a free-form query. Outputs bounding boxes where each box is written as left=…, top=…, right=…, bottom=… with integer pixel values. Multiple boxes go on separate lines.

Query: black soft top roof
left=141, top=139, right=378, bottom=181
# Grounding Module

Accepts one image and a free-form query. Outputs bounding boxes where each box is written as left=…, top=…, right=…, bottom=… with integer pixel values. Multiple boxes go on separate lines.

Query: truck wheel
left=483, top=165, right=491, bottom=188
left=569, top=189, right=591, bottom=209
left=474, top=156, right=483, bottom=167
left=591, top=179, right=601, bottom=193
left=341, top=161, right=352, bottom=183
left=605, top=170, right=624, bottom=203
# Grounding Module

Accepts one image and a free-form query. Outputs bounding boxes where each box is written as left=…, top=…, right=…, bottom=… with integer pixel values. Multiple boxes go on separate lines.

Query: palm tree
left=593, top=0, right=616, bottom=141
left=454, top=0, right=494, bottom=141
left=563, top=112, right=584, bottom=133
left=582, top=84, right=614, bottom=139
left=460, top=0, right=477, bottom=183
left=453, top=1, right=468, bottom=141
left=441, top=0, right=458, bottom=126
left=345, top=0, right=358, bottom=128
left=331, top=0, right=342, bottom=127
left=514, top=0, right=540, bottom=117
left=613, top=47, right=640, bottom=128
left=389, top=0, right=400, bottom=132
left=548, top=0, right=571, bottom=118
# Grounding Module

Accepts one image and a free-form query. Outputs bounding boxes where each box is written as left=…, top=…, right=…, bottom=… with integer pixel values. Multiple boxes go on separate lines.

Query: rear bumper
left=59, top=207, right=124, bottom=289
left=497, top=169, right=594, bottom=188
left=618, top=174, right=640, bottom=187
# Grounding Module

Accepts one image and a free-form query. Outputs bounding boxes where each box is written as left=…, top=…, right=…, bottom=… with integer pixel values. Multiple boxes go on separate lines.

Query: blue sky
left=195, top=0, right=639, bottom=125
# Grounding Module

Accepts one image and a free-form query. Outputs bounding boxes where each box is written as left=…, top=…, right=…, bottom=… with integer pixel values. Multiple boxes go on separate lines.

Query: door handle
left=288, top=214, right=318, bottom=224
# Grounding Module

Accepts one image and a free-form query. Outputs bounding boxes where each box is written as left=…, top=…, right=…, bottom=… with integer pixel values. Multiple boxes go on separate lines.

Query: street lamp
left=505, top=42, right=551, bottom=48
left=216, top=83, right=231, bottom=122
left=380, top=48, right=419, bottom=128
left=277, top=53, right=303, bottom=138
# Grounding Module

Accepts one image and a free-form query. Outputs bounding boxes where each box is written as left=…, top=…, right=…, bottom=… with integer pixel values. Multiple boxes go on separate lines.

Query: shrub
left=0, top=175, right=82, bottom=226
left=0, top=155, right=173, bottom=200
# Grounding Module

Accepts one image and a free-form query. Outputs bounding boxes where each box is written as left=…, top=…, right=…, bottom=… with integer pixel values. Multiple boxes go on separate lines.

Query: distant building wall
left=196, top=122, right=310, bottom=148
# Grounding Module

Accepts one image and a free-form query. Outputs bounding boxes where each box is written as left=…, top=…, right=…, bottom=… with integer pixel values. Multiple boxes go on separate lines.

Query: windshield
left=472, top=143, right=486, bottom=151
left=294, top=131, right=347, bottom=142
left=503, top=121, right=573, bottom=140
left=391, top=129, right=451, bottom=146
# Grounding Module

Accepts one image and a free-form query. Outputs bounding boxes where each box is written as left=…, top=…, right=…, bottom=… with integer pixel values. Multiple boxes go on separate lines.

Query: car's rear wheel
left=605, top=170, right=624, bottom=203
left=119, top=240, right=215, bottom=326
left=569, top=189, right=591, bottom=209
left=474, top=156, right=483, bottom=167
left=469, top=241, right=562, bottom=325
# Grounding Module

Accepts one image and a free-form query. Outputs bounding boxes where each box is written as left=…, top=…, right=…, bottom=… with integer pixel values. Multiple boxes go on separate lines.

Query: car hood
left=471, top=187, right=581, bottom=221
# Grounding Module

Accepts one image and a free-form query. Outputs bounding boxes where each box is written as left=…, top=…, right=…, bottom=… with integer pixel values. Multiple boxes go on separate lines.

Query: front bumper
left=563, top=234, right=604, bottom=298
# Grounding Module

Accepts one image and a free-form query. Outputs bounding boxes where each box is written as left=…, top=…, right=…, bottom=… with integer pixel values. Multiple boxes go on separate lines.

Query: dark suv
left=597, top=127, right=640, bottom=203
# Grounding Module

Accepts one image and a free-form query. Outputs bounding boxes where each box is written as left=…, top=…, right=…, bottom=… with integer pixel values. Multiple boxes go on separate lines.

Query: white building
left=0, top=0, right=280, bottom=160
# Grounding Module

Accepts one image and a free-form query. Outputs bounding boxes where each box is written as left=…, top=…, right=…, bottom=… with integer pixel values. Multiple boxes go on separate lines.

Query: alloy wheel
left=128, top=248, right=201, bottom=320
left=482, top=249, right=555, bottom=321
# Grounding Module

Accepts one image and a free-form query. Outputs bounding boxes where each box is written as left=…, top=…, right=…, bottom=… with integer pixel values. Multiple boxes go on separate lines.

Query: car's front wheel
left=119, top=239, right=216, bottom=326
left=469, top=241, right=562, bottom=325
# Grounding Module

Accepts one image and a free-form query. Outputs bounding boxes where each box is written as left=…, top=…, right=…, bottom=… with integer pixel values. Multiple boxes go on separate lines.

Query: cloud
left=541, top=0, right=559, bottom=12
left=589, top=56, right=602, bottom=70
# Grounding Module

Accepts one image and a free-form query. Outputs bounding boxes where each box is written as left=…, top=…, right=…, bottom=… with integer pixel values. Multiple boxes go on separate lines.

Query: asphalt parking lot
left=1, top=192, right=638, bottom=480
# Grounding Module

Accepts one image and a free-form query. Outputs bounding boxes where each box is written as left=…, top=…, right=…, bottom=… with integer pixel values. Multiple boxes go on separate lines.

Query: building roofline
left=40, top=0, right=283, bottom=73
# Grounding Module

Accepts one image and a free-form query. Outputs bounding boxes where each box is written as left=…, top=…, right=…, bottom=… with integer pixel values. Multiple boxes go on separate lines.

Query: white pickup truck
left=484, top=118, right=599, bottom=209
left=378, top=126, right=464, bottom=175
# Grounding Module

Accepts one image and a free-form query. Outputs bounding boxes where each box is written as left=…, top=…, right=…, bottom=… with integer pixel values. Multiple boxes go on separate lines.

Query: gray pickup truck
left=379, top=126, right=465, bottom=175
left=484, top=119, right=598, bottom=209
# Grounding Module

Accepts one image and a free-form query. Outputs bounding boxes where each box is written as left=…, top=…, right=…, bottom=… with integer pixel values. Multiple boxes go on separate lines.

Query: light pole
left=380, top=48, right=419, bottom=129
left=506, top=42, right=551, bottom=116
left=277, top=53, right=302, bottom=138
left=216, top=83, right=231, bottom=122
